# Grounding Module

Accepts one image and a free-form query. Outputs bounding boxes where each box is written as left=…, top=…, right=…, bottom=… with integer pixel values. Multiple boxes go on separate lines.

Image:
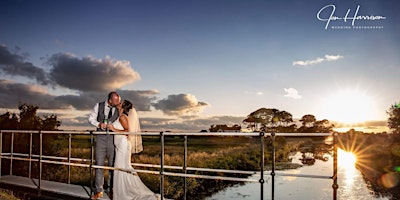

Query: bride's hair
left=121, top=100, right=133, bottom=116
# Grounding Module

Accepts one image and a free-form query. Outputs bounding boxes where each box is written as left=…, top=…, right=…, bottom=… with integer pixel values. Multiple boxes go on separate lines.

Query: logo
left=317, top=4, right=386, bottom=30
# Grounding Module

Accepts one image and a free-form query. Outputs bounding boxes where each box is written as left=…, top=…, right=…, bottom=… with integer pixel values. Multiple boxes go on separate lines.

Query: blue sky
left=0, top=0, right=399, bottom=132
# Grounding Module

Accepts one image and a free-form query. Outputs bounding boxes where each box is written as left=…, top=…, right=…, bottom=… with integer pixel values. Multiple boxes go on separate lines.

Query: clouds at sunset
left=0, top=45, right=50, bottom=85
left=0, top=44, right=207, bottom=117
left=153, top=94, right=209, bottom=115
left=48, top=53, right=141, bottom=92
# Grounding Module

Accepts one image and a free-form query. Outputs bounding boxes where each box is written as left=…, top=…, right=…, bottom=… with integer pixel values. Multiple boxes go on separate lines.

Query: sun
left=322, top=89, right=376, bottom=124
left=338, top=148, right=357, bottom=169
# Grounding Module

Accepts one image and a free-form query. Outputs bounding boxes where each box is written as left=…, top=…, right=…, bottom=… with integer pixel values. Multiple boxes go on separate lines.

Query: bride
left=107, top=100, right=161, bottom=200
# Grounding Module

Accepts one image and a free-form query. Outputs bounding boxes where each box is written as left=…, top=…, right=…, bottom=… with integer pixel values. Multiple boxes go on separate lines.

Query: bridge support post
left=38, top=130, right=42, bottom=196
left=160, top=131, right=164, bottom=200
left=68, top=133, right=72, bottom=184
left=259, top=132, right=265, bottom=200
left=0, top=131, right=2, bottom=178
left=90, top=131, right=94, bottom=196
left=183, top=135, right=188, bottom=200
left=10, top=132, right=14, bottom=175
left=270, top=132, right=276, bottom=200
left=332, top=132, right=338, bottom=200
left=29, top=132, right=32, bottom=178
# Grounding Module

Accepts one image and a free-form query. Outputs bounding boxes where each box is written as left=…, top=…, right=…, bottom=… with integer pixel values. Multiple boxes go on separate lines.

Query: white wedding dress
left=112, top=109, right=160, bottom=200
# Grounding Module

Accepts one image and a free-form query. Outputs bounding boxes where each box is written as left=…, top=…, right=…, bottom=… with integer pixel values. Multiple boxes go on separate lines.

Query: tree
left=1, top=104, right=63, bottom=177
left=243, top=116, right=256, bottom=132
left=0, top=112, right=19, bottom=130
left=18, top=103, right=41, bottom=130
left=242, top=108, right=295, bottom=132
left=387, top=102, right=400, bottom=134
left=300, top=114, right=316, bottom=128
left=314, top=119, right=334, bottom=133
left=0, top=103, right=61, bottom=130
left=298, top=114, right=334, bottom=133
left=41, top=114, right=62, bottom=131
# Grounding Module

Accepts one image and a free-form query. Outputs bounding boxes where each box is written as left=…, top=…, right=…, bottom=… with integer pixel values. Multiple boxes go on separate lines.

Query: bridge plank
left=0, top=175, right=110, bottom=200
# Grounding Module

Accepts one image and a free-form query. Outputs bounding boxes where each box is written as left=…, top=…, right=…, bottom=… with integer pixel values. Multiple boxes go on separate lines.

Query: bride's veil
left=127, top=107, right=143, bottom=153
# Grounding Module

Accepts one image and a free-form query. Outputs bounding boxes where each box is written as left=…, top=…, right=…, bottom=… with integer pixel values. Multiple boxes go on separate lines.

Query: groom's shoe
left=91, top=191, right=103, bottom=200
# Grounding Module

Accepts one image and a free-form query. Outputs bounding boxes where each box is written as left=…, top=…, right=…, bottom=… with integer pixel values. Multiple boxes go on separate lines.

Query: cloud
left=325, top=54, right=343, bottom=61
left=0, top=45, right=142, bottom=92
left=0, top=79, right=64, bottom=109
left=153, top=94, right=209, bottom=116
left=293, top=54, right=343, bottom=66
left=116, top=89, right=159, bottom=111
left=0, top=79, right=158, bottom=111
left=284, top=88, right=302, bottom=99
left=48, top=53, right=141, bottom=92
left=0, top=45, right=50, bottom=85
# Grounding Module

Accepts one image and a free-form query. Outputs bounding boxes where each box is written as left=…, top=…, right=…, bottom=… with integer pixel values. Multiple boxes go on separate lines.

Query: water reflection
left=209, top=140, right=390, bottom=200
left=298, top=139, right=332, bottom=166
left=338, top=149, right=357, bottom=186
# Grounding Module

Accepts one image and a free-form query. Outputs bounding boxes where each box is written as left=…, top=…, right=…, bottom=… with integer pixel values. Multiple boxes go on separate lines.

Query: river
left=207, top=149, right=389, bottom=200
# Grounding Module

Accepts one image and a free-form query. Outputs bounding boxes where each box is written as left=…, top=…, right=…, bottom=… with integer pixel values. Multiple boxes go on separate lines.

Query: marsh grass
left=0, top=189, right=19, bottom=200
left=6, top=135, right=305, bottom=199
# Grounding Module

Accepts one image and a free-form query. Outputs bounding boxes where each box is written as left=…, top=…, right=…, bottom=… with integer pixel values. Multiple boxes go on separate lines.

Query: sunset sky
left=0, top=0, right=399, bottom=132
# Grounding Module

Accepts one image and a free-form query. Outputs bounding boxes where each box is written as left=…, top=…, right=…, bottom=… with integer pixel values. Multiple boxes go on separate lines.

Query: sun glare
left=322, top=90, right=376, bottom=124
left=338, top=148, right=357, bottom=169
left=338, top=148, right=358, bottom=185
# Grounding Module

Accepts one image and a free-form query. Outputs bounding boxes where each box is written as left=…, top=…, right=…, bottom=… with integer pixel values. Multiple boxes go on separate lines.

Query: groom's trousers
left=95, top=133, right=115, bottom=193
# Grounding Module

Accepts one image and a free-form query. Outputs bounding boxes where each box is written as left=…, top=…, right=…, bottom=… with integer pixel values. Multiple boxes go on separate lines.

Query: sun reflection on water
left=338, top=148, right=357, bottom=186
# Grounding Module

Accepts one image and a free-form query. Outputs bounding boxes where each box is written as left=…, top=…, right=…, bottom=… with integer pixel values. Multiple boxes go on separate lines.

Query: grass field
left=3, top=133, right=309, bottom=199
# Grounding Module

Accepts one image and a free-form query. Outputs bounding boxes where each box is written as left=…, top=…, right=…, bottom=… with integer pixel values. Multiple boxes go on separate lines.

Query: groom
left=88, top=91, right=121, bottom=199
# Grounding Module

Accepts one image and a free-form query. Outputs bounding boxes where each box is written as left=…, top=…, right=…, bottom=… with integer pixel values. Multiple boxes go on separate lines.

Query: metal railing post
left=68, top=133, right=72, bottom=184
left=184, top=135, right=188, bottom=200
left=38, top=130, right=42, bottom=195
left=0, top=131, right=2, bottom=178
left=10, top=132, right=14, bottom=175
left=29, top=132, right=32, bottom=178
left=90, top=131, right=94, bottom=196
left=259, top=132, right=265, bottom=200
left=271, top=132, right=276, bottom=200
left=160, top=131, right=165, bottom=200
left=332, top=132, right=338, bottom=200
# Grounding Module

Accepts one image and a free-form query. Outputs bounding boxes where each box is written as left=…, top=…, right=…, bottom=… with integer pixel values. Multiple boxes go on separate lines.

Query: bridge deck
left=0, top=175, right=110, bottom=199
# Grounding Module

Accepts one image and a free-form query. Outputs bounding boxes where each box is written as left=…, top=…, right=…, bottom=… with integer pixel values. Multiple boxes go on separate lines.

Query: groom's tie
left=107, top=106, right=113, bottom=120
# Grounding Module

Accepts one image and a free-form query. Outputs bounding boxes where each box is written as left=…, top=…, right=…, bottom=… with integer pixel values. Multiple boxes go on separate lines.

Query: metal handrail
left=0, top=130, right=337, bottom=200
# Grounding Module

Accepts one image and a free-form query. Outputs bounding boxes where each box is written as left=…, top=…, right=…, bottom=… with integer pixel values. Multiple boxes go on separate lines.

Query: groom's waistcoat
left=96, top=101, right=119, bottom=126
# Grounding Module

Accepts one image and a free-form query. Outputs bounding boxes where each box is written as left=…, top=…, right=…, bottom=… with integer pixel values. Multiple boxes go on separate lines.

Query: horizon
left=0, top=1, right=398, bottom=133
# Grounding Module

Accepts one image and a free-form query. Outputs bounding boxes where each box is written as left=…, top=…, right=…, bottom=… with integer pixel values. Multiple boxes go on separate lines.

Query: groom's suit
left=88, top=101, right=119, bottom=194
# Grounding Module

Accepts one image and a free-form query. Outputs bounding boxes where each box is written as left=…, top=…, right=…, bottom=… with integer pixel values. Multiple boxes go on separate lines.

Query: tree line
left=242, top=108, right=334, bottom=133
left=0, top=103, right=61, bottom=131
left=210, top=102, right=400, bottom=134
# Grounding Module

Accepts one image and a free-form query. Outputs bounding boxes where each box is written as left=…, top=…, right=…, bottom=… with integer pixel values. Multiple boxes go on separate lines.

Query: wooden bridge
left=0, top=130, right=338, bottom=200
left=0, top=175, right=108, bottom=199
